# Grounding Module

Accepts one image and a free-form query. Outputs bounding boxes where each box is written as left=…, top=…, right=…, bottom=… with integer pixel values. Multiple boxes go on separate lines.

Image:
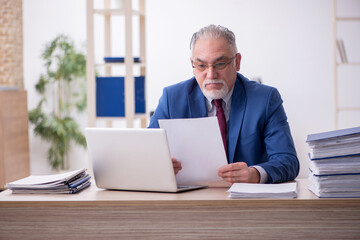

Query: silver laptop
left=85, top=128, right=207, bottom=192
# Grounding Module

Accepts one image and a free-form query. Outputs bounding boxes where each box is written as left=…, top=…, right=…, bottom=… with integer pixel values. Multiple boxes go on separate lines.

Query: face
left=191, top=37, right=241, bottom=99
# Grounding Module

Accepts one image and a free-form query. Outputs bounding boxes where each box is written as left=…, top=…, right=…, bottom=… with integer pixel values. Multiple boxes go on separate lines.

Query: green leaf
left=29, top=34, right=87, bottom=170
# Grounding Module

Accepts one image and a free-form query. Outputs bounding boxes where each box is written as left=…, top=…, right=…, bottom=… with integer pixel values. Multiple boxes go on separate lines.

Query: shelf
left=333, top=0, right=360, bottom=129
left=337, top=62, right=360, bottom=66
left=95, top=62, right=146, bottom=68
left=87, top=0, right=147, bottom=128
left=96, top=114, right=147, bottom=121
left=96, top=57, right=146, bottom=68
left=93, top=9, right=145, bottom=16
left=337, top=107, right=360, bottom=111
left=336, top=17, right=360, bottom=21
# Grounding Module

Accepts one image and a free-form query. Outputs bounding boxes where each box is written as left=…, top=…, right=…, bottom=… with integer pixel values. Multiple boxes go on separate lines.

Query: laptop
left=85, top=128, right=207, bottom=193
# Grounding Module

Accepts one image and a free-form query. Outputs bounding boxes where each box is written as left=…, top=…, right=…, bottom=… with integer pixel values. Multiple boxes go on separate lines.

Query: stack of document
left=227, top=182, right=297, bottom=198
left=306, top=126, right=360, bottom=198
left=5, top=168, right=91, bottom=194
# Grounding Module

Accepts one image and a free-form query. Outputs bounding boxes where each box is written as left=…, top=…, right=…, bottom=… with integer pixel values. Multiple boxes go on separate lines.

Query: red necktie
left=213, top=99, right=228, bottom=159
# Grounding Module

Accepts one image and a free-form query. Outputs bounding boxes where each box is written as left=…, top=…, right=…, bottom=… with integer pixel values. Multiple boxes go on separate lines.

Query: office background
left=22, top=0, right=360, bottom=178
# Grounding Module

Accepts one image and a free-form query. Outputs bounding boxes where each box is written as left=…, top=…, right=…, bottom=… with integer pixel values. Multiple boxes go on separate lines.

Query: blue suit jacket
left=149, top=73, right=299, bottom=183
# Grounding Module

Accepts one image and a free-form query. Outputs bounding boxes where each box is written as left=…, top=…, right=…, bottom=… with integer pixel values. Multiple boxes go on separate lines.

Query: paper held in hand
left=159, top=117, right=228, bottom=185
left=227, top=182, right=297, bottom=198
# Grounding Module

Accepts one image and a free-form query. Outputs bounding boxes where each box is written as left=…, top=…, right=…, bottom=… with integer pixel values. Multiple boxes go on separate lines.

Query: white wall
left=23, top=0, right=360, bottom=178
left=23, top=0, right=88, bottom=173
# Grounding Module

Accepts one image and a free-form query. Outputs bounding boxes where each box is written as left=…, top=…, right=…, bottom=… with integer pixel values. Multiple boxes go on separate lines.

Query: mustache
left=203, top=79, right=226, bottom=86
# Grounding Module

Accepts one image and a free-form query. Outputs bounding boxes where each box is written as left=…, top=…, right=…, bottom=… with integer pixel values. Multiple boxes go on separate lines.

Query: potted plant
left=29, top=34, right=87, bottom=170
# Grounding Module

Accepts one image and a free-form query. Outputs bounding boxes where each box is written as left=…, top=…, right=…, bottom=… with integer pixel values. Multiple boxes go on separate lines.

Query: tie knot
left=213, top=99, right=223, bottom=109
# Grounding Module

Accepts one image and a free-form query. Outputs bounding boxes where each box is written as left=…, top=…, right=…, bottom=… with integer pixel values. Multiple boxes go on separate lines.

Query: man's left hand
left=218, top=162, right=260, bottom=185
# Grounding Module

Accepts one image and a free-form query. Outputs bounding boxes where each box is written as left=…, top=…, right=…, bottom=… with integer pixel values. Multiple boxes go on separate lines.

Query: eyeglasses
left=192, top=55, right=236, bottom=72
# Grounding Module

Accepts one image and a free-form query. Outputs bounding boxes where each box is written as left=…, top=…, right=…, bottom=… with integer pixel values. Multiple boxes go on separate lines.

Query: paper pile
left=5, top=168, right=91, bottom=194
left=227, top=182, right=297, bottom=198
left=306, top=126, right=360, bottom=198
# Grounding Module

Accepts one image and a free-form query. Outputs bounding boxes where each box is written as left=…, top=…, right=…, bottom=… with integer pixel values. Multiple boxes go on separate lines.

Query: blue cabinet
left=96, top=76, right=145, bottom=117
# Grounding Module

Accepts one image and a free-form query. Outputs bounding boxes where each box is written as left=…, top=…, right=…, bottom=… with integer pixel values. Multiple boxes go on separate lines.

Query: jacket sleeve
left=260, top=88, right=300, bottom=183
left=148, top=88, right=169, bottom=128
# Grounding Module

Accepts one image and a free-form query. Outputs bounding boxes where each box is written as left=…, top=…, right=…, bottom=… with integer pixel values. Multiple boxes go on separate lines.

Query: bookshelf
left=333, top=0, right=360, bottom=129
left=86, top=0, right=147, bottom=128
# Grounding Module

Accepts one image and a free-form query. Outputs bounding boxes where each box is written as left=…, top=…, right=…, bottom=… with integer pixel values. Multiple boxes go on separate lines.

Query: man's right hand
left=172, top=158, right=182, bottom=175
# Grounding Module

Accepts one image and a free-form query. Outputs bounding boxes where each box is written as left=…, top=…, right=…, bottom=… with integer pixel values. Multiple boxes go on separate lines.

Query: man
left=149, top=24, right=299, bottom=184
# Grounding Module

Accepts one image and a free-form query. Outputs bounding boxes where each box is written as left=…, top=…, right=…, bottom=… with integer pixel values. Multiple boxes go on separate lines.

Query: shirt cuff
left=251, top=165, right=268, bottom=184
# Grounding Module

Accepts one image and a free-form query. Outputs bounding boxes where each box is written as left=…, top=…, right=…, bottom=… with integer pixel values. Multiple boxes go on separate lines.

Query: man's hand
left=172, top=158, right=182, bottom=175
left=218, top=162, right=260, bottom=185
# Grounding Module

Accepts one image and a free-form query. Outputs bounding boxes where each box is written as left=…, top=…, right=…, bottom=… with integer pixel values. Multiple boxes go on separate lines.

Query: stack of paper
left=227, top=182, right=297, bottom=199
left=306, top=126, right=360, bottom=198
left=5, top=168, right=91, bottom=194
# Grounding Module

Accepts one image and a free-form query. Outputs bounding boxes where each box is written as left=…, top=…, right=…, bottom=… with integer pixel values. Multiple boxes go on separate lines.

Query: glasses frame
left=192, top=54, right=237, bottom=72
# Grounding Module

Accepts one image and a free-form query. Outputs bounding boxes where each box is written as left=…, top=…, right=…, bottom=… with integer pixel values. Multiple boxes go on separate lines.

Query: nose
left=206, top=65, right=218, bottom=79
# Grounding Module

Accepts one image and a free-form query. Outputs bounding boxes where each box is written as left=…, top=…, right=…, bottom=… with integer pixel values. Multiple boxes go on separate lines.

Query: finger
left=174, top=165, right=182, bottom=174
left=218, top=162, right=246, bottom=175
left=222, top=174, right=248, bottom=183
left=219, top=164, right=249, bottom=183
left=172, top=158, right=182, bottom=168
left=172, top=158, right=182, bottom=174
left=220, top=168, right=245, bottom=178
left=173, top=162, right=182, bottom=170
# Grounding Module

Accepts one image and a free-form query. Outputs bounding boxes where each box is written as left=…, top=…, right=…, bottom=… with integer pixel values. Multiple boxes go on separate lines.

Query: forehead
left=192, top=37, right=234, bottom=62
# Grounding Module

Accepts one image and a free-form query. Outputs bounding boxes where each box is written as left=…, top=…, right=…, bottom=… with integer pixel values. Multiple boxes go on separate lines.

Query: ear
left=235, top=53, right=241, bottom=71
left=190, top=58, right=196, bottom=74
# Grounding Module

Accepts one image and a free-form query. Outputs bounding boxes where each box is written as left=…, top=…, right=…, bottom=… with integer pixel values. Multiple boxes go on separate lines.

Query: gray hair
left=190, top=24, right=238, bottom=56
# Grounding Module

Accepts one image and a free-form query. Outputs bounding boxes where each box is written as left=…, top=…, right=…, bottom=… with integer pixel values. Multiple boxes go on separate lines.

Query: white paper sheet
left=158, top=117, right=228, bottom=185
left=227, top=182, right=297, bottom=198
left=5, top=169, right=86, bottom=187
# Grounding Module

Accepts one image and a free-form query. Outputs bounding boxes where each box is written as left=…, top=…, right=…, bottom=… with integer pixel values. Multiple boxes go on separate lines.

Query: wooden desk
left=0, top=179, right=359, bottom=239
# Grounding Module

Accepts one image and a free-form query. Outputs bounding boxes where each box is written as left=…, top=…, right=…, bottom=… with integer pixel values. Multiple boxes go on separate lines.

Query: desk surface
left=1, top=178, right=360, bottom=240
left=0, top=178, right=359, bottom=206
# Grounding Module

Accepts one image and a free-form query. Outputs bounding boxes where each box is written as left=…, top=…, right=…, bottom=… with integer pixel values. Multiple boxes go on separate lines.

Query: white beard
left=201, top=79, right=229, bottom=99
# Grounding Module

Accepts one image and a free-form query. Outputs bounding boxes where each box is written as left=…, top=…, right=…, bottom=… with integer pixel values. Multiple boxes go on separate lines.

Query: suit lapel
left=186, top=76, right=246, bottom=163
left=188, top=79, right=208, bottom=118
left=228, top=76, right=246, bottom=163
